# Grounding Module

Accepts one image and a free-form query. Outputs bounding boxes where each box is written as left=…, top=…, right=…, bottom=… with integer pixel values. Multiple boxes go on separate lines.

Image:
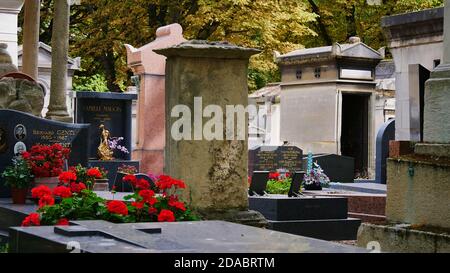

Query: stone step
left=348, top=212, right=386, bottom=224
left=249, top=195, right=348, bottom=221
left=268, top=218, right=362, bottom=241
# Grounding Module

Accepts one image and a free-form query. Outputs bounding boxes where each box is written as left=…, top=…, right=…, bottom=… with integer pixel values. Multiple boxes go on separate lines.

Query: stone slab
left=329, top=182, right=386, bottom=195
left=8, top=220, right=367, bottom=253
left=415, top=143, right=450, bottom=157
left=268, top=218, right=362, bottom=241
left=357, top=223, right=450, bottom=253
left=249, top=195, right=348, bottom=221
left=386, top=157, right=450, bottom=229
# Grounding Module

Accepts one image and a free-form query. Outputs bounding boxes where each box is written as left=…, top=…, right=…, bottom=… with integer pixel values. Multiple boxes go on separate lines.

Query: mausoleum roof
left=17, top=42, right=81, bottom=71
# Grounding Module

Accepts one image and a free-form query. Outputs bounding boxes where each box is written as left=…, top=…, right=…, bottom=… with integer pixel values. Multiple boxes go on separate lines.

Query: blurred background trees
left=19, top=0, right=444, bottom=92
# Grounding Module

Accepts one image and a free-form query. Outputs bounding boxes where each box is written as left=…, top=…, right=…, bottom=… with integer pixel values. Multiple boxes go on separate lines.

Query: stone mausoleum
left=276, top=38, right=384, bottom=178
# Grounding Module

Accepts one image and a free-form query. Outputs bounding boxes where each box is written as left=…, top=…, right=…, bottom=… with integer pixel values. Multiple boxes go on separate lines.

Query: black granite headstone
left=249, top=146, right=303, bottom=175
left=248, top=171, right=269, bottom=196
left=375, top=119, right=395, bottom=184
left=0, top=110, right=90, bottom=197
left=303, top=154, right=355, bottom=183
left=74, top=91, right=137, bottom=160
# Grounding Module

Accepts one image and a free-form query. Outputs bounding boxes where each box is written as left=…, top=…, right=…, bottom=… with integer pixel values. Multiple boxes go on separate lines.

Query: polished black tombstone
left=0, top=110, right=90, bottom=197
left=303, top=154, right=355, bottom=183
left=248, top=171, right=269, bottom=196
left=375, top=119, right=395, bottom=184
left=248, top=146, right=303, bottom=176
left=73, top=91, right=137, bottom=160
left=288, top=171, right=304, bottom=197
left=88, top=160, right=140, bottom=190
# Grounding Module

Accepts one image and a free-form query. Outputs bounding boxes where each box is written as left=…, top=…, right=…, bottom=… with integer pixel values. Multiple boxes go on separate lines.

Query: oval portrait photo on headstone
left=13, top=142, right=27, bottom=156
left=0, top=128, right=7, bottom=154
left=14, top=124, right=27, bottom=141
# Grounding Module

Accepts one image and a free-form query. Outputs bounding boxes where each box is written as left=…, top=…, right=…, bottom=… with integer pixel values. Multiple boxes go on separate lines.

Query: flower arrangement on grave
left=21, top=171, right=198, bottom=227
left=117, top=164, right=138, bottom=174
left=303, top=152, right=330, bottom=190
left=265, top=172, right=292, bottom=195
left=1, top=156, right=34, bottom=204
left=68, top=165, right=108, bottom=191
left=21, top=144, right=71, bottom=190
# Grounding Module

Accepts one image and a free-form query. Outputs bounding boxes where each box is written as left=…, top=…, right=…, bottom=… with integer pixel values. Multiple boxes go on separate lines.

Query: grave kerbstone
left=0, top=109, right=89, bottom=197
left=249, top=145, right=303, bottom=175
left=8, top=220, right=367, bottom=253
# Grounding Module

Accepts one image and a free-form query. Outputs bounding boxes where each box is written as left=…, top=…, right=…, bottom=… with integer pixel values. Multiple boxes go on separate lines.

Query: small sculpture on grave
left=98, top=124, right=114, bottom=161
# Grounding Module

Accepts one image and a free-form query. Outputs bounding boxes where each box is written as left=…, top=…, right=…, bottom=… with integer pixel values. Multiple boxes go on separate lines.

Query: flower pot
left=304, top=184, right=322, bottom=191
left=11, top=187, right=28, bottom=204
left=34, top=176, right=60, bottom=190
left=93, top=179, right=110, bottom=191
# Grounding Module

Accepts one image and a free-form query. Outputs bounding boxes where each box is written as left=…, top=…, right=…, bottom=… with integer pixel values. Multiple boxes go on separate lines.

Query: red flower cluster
left=56, top=218, right=69, bottom=226
left=269, top=172, right=280, bottom=180
left=38, top=194, right=55, bottom=208
left=168, top=196, right=186, bottom=212
left=53, top=186, right=72, bottom=198
left=59, top=171, right=77, bottom=184
left=70, top=182, right=86, bottom=193
left=157, top=175, right=186, bottom=190
left=123, top=174, right=137, bottom=186
left=87, top=168, right=102, bottom=179
left=139, top=189, right=157, bottom=206
left=157, top=209, right=175, bottom=222
left=22, top=213, right=40, bottom=227
left=136, top=179, right=150, bottom=190
left=24, top=144, right=70, bottom=178
left=31, top=185, right=52, bottom=199
left=107, top=200, right=128, bottom=216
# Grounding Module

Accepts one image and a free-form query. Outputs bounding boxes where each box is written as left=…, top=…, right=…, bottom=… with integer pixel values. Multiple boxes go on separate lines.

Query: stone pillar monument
left=125, top=24, right=186, bottom=175
left=358, top=1, right=450, bottom=253
left=422, top=0, right=450, bottom=145
left=155, top=41, right=267, bottom=227
left=21, top=0, right=40, bottom=80
left=46, top=0, right=71, bottom=122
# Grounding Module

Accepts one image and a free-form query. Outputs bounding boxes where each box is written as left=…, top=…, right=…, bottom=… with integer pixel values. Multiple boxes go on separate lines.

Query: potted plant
left=23, top=144, right=70, bottom=190
left=1, top=156, right=34, bottom=204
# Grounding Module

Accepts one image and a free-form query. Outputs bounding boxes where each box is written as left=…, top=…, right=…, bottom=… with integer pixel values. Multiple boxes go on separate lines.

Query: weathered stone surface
left=157, top=41, right=260, bottom=218
left=0, top=44, right=18, bottom=76
left=386, top=158, right=450, bottom=229
left=0, top=77, right=44, bottom=116
left=423, top=75, right=450, bottom=143
left=415, top=143, right=450, bottom=157
left=357, top=223, right=450, bottom=253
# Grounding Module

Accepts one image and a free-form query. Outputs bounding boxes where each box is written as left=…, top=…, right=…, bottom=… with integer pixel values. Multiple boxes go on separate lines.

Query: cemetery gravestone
left=249, top=146, right=303, bottom=175
left=74, top=92, right=137, bottom=160
left=375, top=119, right=395, bottom=184
left=0, top=109, right=89, bottom=197
left=303, top=154, right=355, bottom=183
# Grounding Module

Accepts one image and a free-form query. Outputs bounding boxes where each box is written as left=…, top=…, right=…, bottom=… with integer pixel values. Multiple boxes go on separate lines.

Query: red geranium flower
left=86, top=168, right=102, bottom=179
left=53, top=186, right=72, bottom=199
left=168, top=200, right=186, bottom=211
left=31, top=185, right=52, bottom=199
left=21, top=151, right=31, bottom=160
left=157, top=175, right=186, bottom=190
left=38, top=194, right=55, bottom=208
left=22, top=213, right=40, bottom=227
left=139, top=189, right=157, bottom=205
left=56, top=218, right=70, bottom=226
left=131, top=201, right=145, bottom=209
left=59, top=171, right=77, bottom=184
left=148, top=207, right=158, bottom=215
left=70, top=182, right=86, bottom=193
left=269, top=172, right=280, bottom=180
left=123, top=174, right=137, bottom=186
left=136, top=179, right=150, bottom=190
left=107, top=200, right=128, bottom=216
left=157, top=209, right=175, bottom=222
